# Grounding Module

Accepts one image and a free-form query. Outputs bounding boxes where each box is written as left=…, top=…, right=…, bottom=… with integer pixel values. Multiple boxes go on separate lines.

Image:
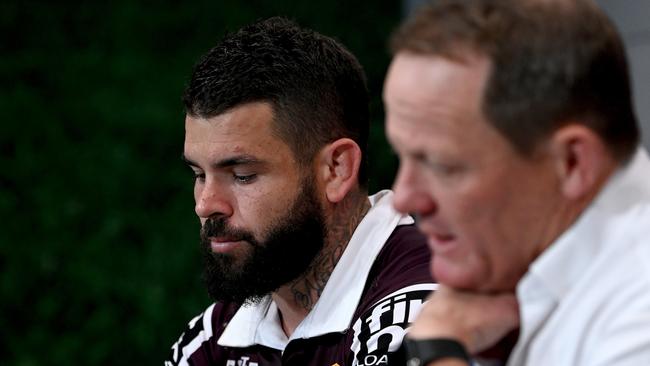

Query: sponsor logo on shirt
left=350, top=283, right=437, bottom=366
left=226, top=356, right=258, bottom=366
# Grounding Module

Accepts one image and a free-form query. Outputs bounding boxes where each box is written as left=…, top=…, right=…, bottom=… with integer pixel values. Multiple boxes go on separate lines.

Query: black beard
left=200, top=178, right=326, bottom=305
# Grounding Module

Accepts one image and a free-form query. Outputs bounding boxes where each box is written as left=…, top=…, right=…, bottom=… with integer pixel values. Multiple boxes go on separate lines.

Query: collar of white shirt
left=508, top=147, right=650, bottom=366
left=217, top=189, right=414, bottom=350
left=520, top=147, right=650, bottom=303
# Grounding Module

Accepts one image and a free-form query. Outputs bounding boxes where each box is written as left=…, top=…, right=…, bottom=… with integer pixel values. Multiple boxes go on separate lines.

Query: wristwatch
left=403, top=338, right=471, bottom=366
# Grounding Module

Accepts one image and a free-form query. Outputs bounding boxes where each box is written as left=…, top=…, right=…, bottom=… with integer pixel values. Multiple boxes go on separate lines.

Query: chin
left=431, top=256, right=483, bottom=291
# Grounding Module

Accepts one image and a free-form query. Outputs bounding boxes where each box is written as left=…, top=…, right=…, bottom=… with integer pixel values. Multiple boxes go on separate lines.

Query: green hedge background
left=1, top=1, right=402, bottom=365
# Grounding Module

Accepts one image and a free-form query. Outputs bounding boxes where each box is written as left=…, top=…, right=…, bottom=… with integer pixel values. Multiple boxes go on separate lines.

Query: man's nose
left=194, top=180, right=234, bottom=219
left=392, top=161, right=437, bottom=217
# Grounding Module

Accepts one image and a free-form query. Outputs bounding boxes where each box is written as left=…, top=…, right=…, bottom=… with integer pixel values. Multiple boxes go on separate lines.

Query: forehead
left=184, top=102, right=295, bottom=164
left=185, top=102, right=273, bottom=142
left=384, top=52, right=495, bottom=148
left=384, top=52, right=490, bottom=122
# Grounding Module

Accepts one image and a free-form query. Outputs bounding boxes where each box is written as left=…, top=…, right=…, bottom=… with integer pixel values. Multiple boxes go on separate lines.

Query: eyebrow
left=181, top=154, right=263, bottom=169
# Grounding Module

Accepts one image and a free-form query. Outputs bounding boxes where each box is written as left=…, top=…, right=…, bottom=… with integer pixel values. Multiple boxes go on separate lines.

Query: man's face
left=384, top=53, right=561, bottom=292
left=184, top=102, right=326, bottom=303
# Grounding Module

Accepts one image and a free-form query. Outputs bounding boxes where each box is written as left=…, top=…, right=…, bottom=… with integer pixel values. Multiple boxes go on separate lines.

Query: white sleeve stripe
left=373, top=283, right=437, bottom=307
left=177, top=303, right=216, bottom=366
left=187, top=312, right=203, bottom=329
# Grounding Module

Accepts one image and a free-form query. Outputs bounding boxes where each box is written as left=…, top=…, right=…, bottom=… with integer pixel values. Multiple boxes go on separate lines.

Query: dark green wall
left=1, top=1, right=401, bottom=364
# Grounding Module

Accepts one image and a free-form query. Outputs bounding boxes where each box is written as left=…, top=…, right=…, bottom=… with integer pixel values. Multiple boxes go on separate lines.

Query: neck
left=529, top=154, right=619, bottom=272
left=272, top=190, right=371, bottom=337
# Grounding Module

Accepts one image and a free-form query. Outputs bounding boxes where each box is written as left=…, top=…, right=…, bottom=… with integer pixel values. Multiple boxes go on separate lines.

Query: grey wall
left=596, top=0, right=650, bottom=150
left=403, top=0, right=650, bottom=150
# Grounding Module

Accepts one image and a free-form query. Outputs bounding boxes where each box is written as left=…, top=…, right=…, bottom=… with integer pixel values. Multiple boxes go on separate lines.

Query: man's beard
left=200, top=177, right=326, bottom=305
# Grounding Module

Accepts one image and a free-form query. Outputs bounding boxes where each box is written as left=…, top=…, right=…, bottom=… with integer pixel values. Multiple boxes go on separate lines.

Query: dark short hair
left=391, top=0, right=639, bottom=161
left=184, top=17, right=370, bottom=185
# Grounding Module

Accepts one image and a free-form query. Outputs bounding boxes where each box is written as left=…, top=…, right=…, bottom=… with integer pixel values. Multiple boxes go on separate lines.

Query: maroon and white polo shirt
left=166, top=190, right=436, bottom=366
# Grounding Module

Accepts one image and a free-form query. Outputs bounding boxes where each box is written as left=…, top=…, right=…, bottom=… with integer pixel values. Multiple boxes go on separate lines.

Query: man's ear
left=317, top=138, right=362, bottom=203
left=548, top=124, right=614, bottom=200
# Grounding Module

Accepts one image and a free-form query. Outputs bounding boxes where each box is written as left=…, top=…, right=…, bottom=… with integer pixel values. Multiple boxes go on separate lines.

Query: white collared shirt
left=509, top=148, right=650, bottom=366
left=218, top=190, right=417, bottom=350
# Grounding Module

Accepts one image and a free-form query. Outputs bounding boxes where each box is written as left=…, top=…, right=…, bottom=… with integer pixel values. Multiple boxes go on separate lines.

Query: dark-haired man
left=385, top=0, right=650, bottom=365
left=165, top=17, right=435, bottom=366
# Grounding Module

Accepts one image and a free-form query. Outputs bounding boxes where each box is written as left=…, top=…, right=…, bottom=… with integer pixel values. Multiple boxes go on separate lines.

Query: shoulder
left=165, top=302, right=241, bottom=366
left=368, top=224, right=434, bottom=293
left=380, top=224, right=430, bottom=260
left=581, top=195, right=650, bottom=364
left=349, top=224, right=436, bottom=365
left=588, top=244, right=650, bottom=363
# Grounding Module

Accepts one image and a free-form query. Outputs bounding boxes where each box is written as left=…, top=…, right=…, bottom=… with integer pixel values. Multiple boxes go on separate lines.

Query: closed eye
left=412, top=153, right=462, bottom=176
left=192, top=171, right=206, bottom=182
left=233, top=174, right=257, bottom=184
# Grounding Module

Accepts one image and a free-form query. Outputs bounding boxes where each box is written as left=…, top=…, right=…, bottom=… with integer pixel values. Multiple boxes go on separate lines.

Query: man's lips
left=209, top=237, right=246, bottom=253
left=417, top=226, right=457, bottom=251
left=417, top=223, right=455, bottom=241
left=426, top=233, right=457, bottom=255
left=431, top=233, right=455, bottom=242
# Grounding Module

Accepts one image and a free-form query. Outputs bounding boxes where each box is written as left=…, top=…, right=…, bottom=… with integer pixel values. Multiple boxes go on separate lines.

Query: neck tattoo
left=289, top=193, right=371, bottom=311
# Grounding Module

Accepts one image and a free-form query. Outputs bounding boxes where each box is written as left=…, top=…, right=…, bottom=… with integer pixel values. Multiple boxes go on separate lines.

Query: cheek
left=448, top=192, right=507, bottom=263
left=465, top=193, right=529, bottom=275
left=234, top=185, right=294, bottom=229
left=440, top=188, right=497, bottom=234
left=254, top=185, right=291, bottom=210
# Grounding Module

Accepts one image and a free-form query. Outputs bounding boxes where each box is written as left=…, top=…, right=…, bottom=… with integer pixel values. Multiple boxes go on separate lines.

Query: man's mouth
left=432, top=232, right=455, bottom=242
left=426, top=234, right=458, bottom=257
left=209, top=237, right=246, bottom=253
left=417, top=222, right=455, bottom=242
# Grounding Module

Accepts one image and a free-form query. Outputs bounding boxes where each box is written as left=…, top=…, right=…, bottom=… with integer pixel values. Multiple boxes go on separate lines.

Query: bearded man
left=165, top=17, right=435, bottom=366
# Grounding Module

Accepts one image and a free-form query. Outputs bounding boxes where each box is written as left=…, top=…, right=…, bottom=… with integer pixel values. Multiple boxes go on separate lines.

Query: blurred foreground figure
left=165, top=17, right=435, bottom=366
left=384, top=0, right=650, bottom=365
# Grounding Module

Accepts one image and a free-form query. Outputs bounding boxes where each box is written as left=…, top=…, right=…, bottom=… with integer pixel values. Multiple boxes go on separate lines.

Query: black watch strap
left=403, top=337, right=471, bottom=366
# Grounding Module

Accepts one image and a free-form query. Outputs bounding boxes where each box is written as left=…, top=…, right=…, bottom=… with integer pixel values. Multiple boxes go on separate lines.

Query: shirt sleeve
left=164, top=304, right=217, bottom=366
left=348, top=225, right=437, bottom=366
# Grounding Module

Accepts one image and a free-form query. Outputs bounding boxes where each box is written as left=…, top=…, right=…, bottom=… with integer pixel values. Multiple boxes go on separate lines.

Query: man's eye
left=431, top=163, right=459, bottom=175
left=234, top=174, right=256, bottom=184
left=415, top=154, right=460, bottom=176
left=192, top=172, right=205, bottom=182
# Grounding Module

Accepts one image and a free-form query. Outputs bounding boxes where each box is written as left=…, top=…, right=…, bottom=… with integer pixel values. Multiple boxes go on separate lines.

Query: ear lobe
left=318, top=138, right=362, bottom=203
left=550, top=125, right=610, bottom=200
